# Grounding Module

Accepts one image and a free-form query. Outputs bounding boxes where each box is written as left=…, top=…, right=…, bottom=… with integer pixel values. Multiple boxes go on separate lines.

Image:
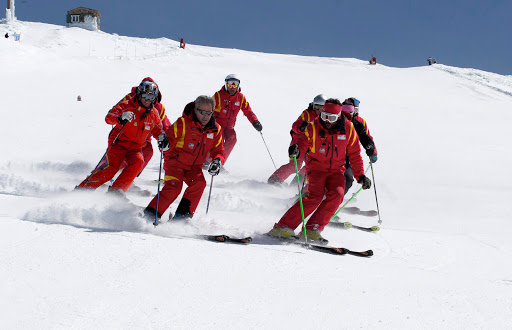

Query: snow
left=1, top=21, right=512, bottom=329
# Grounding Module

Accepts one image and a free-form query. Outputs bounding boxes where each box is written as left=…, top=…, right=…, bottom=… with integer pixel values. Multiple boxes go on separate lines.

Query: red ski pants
left=223, top=127, right=237, bottom=162
left=276, top=169, right=345, bottom=232
left=77, top=145, right=144, bottom=192
left=119, top=140, right=153, bottom=174
left=269, top=154, right=306, bottom=182
left=147, top=165, right=207, bottom=216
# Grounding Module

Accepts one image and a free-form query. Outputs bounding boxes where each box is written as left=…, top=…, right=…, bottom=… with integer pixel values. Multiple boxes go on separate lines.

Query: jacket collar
left=183, top=101, right=218, bottom=130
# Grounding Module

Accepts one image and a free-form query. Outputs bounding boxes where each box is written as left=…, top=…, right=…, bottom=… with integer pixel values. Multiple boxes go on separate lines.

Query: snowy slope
left=1, top=21, right=512, bottom=329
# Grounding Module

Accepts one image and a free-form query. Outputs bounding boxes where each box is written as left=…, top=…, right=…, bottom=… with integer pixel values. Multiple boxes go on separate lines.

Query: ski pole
left=206, top=175, right=214, bottom=214
left=369, top=160, right=382, bottom=224
left=331, top=186, right=363, bottom=220
left=330, top=163, right=371, bottom=220
left=82, top=122, right=127, bottom=184
left=293, top=155, right=307, bottom=242
left=260, top=132, right=277, bottom=170
left=153, top=148, right=164, bottom=226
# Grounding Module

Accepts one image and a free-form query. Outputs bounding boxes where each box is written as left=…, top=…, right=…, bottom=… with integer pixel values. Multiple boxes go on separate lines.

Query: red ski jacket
left=298, top=117, right=364, bottom=178
left=105, top=98, right=164, bottom=150
left=165, top=102, right=225, bottom=169
left=291, top=105, right=318, bottom=135
left=213, top=86, right=258, bottom=130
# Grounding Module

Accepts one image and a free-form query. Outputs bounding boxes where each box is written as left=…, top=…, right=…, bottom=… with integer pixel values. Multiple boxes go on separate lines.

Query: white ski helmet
left=225, top=74, right=241, bottom=90
left=313, top=94, right=327, bottom=106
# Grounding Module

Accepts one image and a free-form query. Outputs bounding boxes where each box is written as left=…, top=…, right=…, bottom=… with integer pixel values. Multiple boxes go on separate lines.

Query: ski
left=328, top=221, right=380, bottom=232
left=265, top=234, right=373, bottom=257
left=200, top=234, right=253, bottom=244
left=149, top=217, right=252, bottom=244
left=335, top=206, right=378, bottom=217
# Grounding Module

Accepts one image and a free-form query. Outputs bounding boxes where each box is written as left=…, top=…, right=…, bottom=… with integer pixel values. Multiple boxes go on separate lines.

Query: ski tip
left=343, top=222, right=353, bottom=229
left=371, top=226, right=380, bottom=232
left=359, top=250, right=373, bottom=257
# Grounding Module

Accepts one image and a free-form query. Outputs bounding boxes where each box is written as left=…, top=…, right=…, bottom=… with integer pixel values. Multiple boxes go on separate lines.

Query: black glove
left=252, top=120, right=263, bottom=132
left=158, top=134, right=169, bottom=151
left=365, top=143, right=375, bottom=157
left=288, top=144, right=300, bottom=158
left=357, top=175, right=372, bottom=190
left=208, top=158, right=222, bottom=176
left=299, top=121, right=309, bottom=132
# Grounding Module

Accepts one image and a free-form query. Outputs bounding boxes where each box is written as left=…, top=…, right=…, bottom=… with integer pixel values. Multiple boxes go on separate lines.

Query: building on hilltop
left=66, top=7, right=101, bottom=31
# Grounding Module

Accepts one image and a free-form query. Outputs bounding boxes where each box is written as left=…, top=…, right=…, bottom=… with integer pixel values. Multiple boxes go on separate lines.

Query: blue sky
left=12, top=0, right=512, bottom=75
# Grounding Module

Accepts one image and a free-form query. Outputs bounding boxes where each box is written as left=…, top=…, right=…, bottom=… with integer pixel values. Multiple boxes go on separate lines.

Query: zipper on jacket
left=192, top=131, right=206, bottom=166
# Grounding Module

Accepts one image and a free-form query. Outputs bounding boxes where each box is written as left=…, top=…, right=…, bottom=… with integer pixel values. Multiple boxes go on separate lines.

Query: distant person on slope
left=340, top=97, right=378, bottom=193
left=143, top=96, right=225, bottom=221
left=267, top=94, right=326, bottom=185
left=268, top=99, right=371, bottom=243
left=204, top=74, right=262, bottom=167
left=76, top=81, right=168, bottom=197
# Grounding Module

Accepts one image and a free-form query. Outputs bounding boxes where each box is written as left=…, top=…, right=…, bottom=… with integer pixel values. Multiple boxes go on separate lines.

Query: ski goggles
left=196, top=108, right=213, bottom=115
left=141, top=92, right=157, bottom=102
left=226, top=80, right=239, bottom=88
left=351, top=98, right=360, bottom=107
left=320, top=111, right=340, bottom=123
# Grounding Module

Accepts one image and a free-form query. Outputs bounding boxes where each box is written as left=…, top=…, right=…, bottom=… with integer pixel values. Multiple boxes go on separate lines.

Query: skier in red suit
left=116, top=77, right=172, bottom=174
left=340, top=97, right=378, bottom=193
left=268, top=99, right=372, bottom=243
left=208, top=74, right=262, bottom=165
left=143, top=96, right=225, bottom=220
left=76, top=81, right=168, bottom=195
left=267, top=94, right=326, bottom=185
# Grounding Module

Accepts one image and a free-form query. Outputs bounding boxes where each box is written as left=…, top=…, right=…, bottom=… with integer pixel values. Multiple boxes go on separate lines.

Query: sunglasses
left=313, top=104, right=324, bottom=111
left=226, top=81, right=239, bottom=88
left=141, top=93, right=157, bottom=102
left=320, top=111, right=340, bottom=123
left=197, top=108, right=213, bottom=116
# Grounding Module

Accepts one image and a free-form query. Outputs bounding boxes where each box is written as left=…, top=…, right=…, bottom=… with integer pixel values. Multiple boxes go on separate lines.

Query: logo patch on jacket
left=145, top=125, right=150, bottom=130
left=188, top=143, right=194, bottom=149
left=337, top=135, right=346, bottom=140
left=320, top=148, right=326, bottom=154
left=134, top=122, right=137, bottom=126
left=223, top=109, right=227, bottom=113
left=207, top=133, right=214, bottom=139
left=235, top=102, right=240, bottom=106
